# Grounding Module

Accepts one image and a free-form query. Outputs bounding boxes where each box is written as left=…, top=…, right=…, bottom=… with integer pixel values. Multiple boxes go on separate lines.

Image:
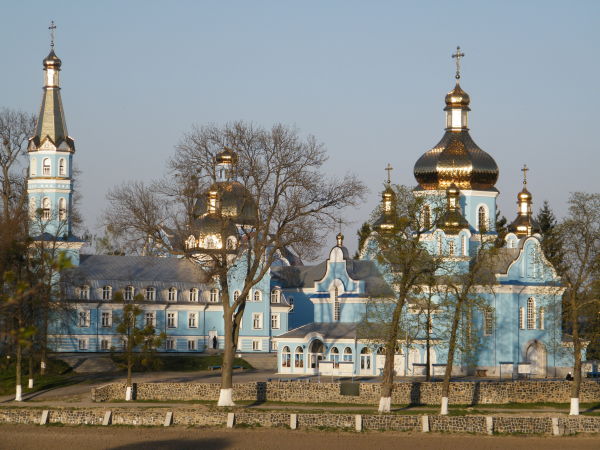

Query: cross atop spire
left=49, top=21, right=56, bottom=49
left=385, top=163, right=393, bottom=184
left=521, top=164, right=529, bottom=186
left=452, top=46, right=465, bottom=80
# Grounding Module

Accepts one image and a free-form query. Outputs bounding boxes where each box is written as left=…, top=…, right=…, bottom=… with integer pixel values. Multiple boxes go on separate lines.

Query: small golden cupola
left=373, top=164, right=397, bottom=231
left=414, top=47, right=499, bottom=191
left=439, top=183, right=469, bottom=234
left=508, top=165, right=541, bottom=237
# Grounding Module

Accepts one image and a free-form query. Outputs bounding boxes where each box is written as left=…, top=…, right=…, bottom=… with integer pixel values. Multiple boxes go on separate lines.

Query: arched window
left=31, top=158, right=37, bottom=176
left=333, top=287, right=340, bottom=321
left=145, top=286, right=156, bottom=301
left=168, top=287, right=178, bottom=302
left=461, top=234, right=468, bottom=256
left=483, top=308, right=494, bottom=336
left=423, top=205, right=431, bottom=229
left=330, top=347, right=340, bottom=367
left=210, top=288, right=220, bottom=303
left=478, top=206, right=488, bottom=232
left=102, top=286, right=112, bottom=301
left=271, top=289, right=280, bottom=303
left=448, top=240, right=455, bottom=256
left=59, top=158, right=66, bottom=176
left=282, top=346, right=291, bottom=368
left=343, top=347, right=353, bottom=362
left=58, top=197, right=67, bottom=220
left=78, top=285, right=90, bottom=300
left=124, top=286, right=134, bottom=301
left=226, top=236, right=236, bottom=250
left=253, top=290, right=262, bottom=302
left=42, top=197, right=51, bottom=220
left=360, top=347, right=372, bottom=371
left=42, top=158, right=51, bottom=176
left=186, top=235, right=196, bottom=249
left=294, top=346, right=304, bottom=368
left=527, top=297, right=536, bottom=329
left=189, top=288, right=198, bottom=302
left=233, top=290, right=240, bottom=302
left=539, top=307, right=545, bottom=330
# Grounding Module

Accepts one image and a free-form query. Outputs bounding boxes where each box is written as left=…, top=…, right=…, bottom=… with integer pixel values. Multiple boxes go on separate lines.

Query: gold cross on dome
left=521, top=164, right=529, bottom=186
left=385, top=163, right=393, bottom=184
left=452, top=46, right=465, bottom=80
left=49, top=21, right=56, bottom=49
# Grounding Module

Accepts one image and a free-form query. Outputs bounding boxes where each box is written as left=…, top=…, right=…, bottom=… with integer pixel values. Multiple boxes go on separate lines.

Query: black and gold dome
left=193, top=181, right=258, bottom=226
left=43, top=49, right=62, bottom=68
left=414, top=82, right=499, bottom=191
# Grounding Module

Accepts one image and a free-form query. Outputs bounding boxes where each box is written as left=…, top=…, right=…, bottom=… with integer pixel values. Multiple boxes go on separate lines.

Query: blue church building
left=29, top=40, right=573, bottom=377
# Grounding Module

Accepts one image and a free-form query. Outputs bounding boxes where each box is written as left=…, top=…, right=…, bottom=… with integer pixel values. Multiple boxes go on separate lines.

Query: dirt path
left=1, top=425, right=599, bottom=450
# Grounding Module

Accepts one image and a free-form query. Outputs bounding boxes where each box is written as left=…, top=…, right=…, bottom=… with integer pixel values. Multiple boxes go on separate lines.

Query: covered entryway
left=526, top=340, right=547, bottom=377
left=375, top=347, right=405, bottom=376
left=309, top=339, right=324, bottom=374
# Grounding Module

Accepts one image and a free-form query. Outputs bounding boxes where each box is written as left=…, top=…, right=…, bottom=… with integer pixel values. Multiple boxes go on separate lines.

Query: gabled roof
left=271, top=259, right=394, bottom=297
left=276, top=322, right=358, bottom=339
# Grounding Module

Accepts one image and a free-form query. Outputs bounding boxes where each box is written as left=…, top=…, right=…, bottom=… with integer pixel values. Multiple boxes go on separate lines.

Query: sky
left=2, top=1, right=599, bottom=260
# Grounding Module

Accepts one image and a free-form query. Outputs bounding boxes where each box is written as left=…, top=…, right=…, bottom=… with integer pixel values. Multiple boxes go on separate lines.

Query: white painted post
left=102, top=411, right=112, bottom=426
left=551, top=417, right=560, bottom=436
left=226, top=412, right=235, bottom=428
left=290, top=413, right=297, bottom=430
left=28, top=378, right=34, bottom=389
left=164, top=411, right=173, bottom=427
left=15, top=385, right=22, bottom=402
left=355, top=415, right=362, bottom=432
left=40, top=410, right=49, bottom=425
left=125, top=386, right=132, bottom=401
left=485, top=416, right=493, bottom=435
left=421, top=415, right=429, bottom=432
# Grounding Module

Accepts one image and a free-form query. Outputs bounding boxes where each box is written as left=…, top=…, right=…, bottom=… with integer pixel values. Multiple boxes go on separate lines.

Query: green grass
left=110, top=354, right=253, bottom=372
left=0, top=358, right=75, bottom=396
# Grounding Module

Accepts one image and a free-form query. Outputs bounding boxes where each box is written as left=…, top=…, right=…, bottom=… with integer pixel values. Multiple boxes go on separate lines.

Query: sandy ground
left=0, top=425, right=599, bottom=450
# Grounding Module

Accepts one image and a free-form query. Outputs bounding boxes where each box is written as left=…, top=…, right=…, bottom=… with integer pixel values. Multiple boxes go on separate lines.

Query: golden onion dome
left=216, top=147, right=238, bottom=165
left=445, top=83, right=470, bottom=109
left=43, top=49, right=62, bottom=69
left=193, top=181, right=258, bottom=226
left=517, top=187, right=531, bottom=201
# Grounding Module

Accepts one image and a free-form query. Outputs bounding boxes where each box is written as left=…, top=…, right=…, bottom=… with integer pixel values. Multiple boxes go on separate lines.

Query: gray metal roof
left=277, top=322, right=358, bottom=339
left=67, top=255, right=209, bottom=284
left=271, top=258, right=394, bottom=297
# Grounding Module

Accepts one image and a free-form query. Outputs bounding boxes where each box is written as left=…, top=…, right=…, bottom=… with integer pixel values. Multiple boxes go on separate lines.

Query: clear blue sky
left=3, top=1, right=599, bottom=258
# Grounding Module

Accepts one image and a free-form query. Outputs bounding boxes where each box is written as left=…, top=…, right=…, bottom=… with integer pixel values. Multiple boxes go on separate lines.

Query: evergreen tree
left=353, top=222, right=371, bottom=258
left=535, top=200, right=564, bottom=270
left=494, top=210, right=508, bottom=247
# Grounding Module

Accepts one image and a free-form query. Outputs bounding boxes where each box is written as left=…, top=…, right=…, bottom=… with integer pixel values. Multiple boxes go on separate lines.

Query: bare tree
left=103, top=121, right=366, bottom=406
left=553, top=192, right=600, bottom=415
left=359, top=185, right=445, bottom=412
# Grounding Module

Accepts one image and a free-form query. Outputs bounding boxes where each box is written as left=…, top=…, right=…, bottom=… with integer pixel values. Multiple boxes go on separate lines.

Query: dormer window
left=168, top=287, right=178, bottom=302
left=271, top=289, right=280, bottom=303
left=189, top=288, right=199, bottom=302
left=102, top=286, right=112, bottom=301
left=145, top=286, right=156, bottom=301
left=78, top=285, right=90, bottom=300
left=124, top=286, right=134, bottom=301
left=210, top=288, right=220, bottom=303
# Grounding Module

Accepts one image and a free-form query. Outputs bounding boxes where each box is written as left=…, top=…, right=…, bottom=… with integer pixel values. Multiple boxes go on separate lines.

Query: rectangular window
left=78, top=310, right=90, bottom=327
left=101, top=311, right=112, bottom=328
left=209, top=289, right=219, bottom=303
left=252, top=313, right=263, bottom=330
left=166, top=338, right=175, bottom=350
left=271, top=313, right=280, bottom=330
left=79, top=286, right=89, bottom=300
left=78, top=339, right=88, bottom=350
left=271, top=340, right=277, bottom=351
left=188, top=312, right=197, bottom=328
left=519, top=307, right=525, bottom=330
left=189, top=289, right=198, bottom=302
left=145, top=287, right=156, bottom=301
left=100, top=339, right=109, bottom=351
left=483, top=309, right=493, bottom=336
left=145, top=312, right=156, bottom=327
left=167, top=312, right=177, bottom=328
left=252, top=340, right=261, bottom=351
left=448, top=240, right=455, bottom=256
left=188, top=340, right=196, bottom=351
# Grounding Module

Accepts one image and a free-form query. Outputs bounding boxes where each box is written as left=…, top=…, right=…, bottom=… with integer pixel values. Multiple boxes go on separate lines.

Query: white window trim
left=252, top=312, right=263, bottom=330
left=188, top=312, right=198, bottom=328
left=78, top=338, right=88, bottom=351
left=145, top=312, right=156, bottom=327
left=476, top=203, right=489, bottom=232
left=252, top=339, right=262, bottom=351
left=167, top=311, right=178, bottom=328
left=271, top=313, right=280, bottom=330
left=100, top=310, right=112, bottom=328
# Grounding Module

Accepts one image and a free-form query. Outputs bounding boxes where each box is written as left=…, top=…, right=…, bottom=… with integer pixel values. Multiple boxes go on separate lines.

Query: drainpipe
left=164, top=303, right=168, bottom=351
left=96, top=303, right=99, bottom=352
left=203, top=303, right=208, bottom=351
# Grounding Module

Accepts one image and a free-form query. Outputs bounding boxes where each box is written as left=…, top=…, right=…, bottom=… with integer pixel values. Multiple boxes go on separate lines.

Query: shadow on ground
left=110, top=437, right=230, bottom=450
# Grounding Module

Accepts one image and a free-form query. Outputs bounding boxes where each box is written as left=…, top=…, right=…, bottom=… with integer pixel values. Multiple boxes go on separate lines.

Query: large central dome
left=414, top=83, right=499, bottom=190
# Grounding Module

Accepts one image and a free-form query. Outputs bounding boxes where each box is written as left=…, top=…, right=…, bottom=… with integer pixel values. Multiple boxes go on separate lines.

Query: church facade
left=28, top=40, right=574, bottom=376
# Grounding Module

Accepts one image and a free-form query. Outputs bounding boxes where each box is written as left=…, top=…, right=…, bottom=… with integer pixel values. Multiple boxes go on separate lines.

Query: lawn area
left=0, top=358, right=75, bottom=396
left=110, top=354, right=253, bottom=372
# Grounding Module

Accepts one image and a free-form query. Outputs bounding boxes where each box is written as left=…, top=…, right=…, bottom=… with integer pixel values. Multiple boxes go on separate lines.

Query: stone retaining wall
left=1, top=408, right=599, bottom=435
left=92, top=380, right=600, bottom=405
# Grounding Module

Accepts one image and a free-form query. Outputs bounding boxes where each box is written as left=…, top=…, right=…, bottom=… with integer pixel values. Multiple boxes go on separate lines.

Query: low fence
left=1, top=407, right=599, bottom=435
left=91, top=380, right=600, bottom=405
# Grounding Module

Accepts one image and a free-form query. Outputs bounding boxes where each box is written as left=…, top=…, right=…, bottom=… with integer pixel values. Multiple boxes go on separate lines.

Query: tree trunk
left=441, top=296, right=463, bottom=415
left=28, top=352, right=34, bottom=389
left=426, top=333, right=431, bottom=382
left=40, top=304, right=48, bottom=376
left=15, top=341, right=22, bottom=401
left=126, top=335, right=133, bottom=401
left=569, top=292, right=582, bottom=415
left=378, top=297, right=404, bottom=413
left=218, top=308, right=235, bottom=406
